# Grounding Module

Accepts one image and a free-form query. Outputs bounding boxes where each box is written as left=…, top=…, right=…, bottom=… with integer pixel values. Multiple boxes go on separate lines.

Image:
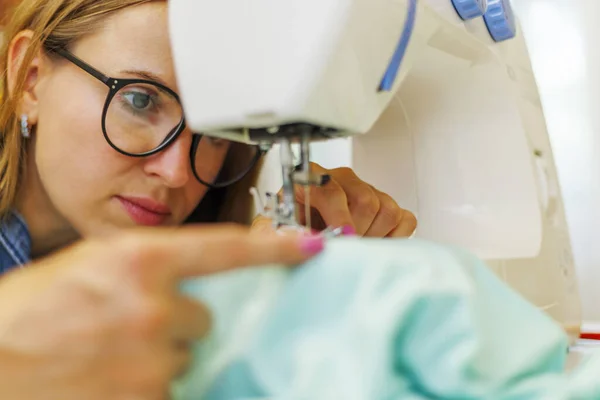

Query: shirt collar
left=0, top=210, right=32, bottom=266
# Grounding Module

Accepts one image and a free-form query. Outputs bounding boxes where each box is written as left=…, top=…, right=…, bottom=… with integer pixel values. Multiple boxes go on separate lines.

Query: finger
left=326, top=167, right=380, bottom=235
left=149, top=338, right=194, bottom=383
left=132, top=345, right=183, bottom=399
left=172, top=345, right=193, bottom=379
left=293, top=163, right=354, bottom=230
left=388, top=208, right=418, bottom=238
left=114, top=225, right=326, bottom=280
left=170, top=295, right=212, bottom=341
left=363, top=188, right=417, bottom=238
left=250, top=216, right=278, bottom=236
left=138, top=345, right=192, bottom=398
left=363, top=189, right=403, bottom=237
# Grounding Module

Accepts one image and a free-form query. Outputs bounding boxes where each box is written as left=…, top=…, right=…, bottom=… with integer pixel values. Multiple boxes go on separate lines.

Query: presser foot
left=249, top=187, right=345, bottom=238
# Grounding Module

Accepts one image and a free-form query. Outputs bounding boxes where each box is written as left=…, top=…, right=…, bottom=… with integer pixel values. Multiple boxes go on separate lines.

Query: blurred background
left=512, top=0, right=600, bottom=322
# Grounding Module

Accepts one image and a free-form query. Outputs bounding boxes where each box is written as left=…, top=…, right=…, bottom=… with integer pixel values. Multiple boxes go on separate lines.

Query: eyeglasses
left=51, top=47, right=263, bottom=189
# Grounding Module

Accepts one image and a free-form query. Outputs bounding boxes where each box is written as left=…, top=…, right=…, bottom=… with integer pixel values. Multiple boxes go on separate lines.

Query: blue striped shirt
left=0, top=211, right=31, bottom=273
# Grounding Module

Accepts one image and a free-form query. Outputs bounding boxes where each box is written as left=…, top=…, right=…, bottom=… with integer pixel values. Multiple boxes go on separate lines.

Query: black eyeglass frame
left=50, top=47, right=264, bottom=189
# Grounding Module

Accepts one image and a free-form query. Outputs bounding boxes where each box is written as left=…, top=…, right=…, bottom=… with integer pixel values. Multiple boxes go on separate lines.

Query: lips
left=116, top=196, right=171, bottom=226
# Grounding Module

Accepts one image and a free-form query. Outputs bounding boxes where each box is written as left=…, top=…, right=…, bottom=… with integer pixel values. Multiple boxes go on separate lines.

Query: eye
left=123, top=91, right=152, bottom=110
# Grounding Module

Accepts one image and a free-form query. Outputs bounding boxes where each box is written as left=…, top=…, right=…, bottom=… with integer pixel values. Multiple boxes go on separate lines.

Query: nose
left=143, top=132, right=192, bottom=188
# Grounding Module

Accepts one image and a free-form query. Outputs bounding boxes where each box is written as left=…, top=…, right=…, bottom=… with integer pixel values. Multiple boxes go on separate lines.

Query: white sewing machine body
left=169, top=0, right=582, bottom=340
left=169, top=0, right=419, bottom=141
left=306, top=1, right=582, bottom=338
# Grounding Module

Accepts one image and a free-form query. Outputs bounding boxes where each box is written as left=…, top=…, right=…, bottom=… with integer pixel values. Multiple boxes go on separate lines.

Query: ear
left=7, top=30, right=44, bottom=125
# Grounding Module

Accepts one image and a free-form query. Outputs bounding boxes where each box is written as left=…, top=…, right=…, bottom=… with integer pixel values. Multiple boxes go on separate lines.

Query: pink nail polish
left=300, top=235, right=325, bottom=255
left=341, top=225, right=357, bottom=236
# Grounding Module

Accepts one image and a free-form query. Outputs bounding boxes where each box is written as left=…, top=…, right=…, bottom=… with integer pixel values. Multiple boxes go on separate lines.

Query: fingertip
left=341, top=225, right=357, bottom=236
left=266, top=231, right=326, bottom=262
left=299, top=234, right=325, bottom=255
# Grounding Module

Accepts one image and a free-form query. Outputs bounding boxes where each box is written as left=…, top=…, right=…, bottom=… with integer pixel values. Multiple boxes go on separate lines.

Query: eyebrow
left=120, top=69, right=173, bottom=90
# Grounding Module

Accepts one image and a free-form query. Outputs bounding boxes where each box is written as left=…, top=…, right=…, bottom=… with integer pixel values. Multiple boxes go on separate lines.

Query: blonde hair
left=0, top=0, right=260, bottom=225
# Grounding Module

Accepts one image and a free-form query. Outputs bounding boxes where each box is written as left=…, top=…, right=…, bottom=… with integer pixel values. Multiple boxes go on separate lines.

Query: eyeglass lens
left=104, top=82, right=259, bottom=187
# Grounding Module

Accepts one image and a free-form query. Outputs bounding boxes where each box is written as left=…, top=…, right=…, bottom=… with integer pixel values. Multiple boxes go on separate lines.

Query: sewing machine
left=168, top=0, right=423, bottom=231
left=168, top=0, right=582, bottom=341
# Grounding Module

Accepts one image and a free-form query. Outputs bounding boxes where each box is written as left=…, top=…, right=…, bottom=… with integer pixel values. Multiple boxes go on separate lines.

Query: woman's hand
left=0, top=225, right=324, bottom=400
left=253, top=163, right=417, bottom=238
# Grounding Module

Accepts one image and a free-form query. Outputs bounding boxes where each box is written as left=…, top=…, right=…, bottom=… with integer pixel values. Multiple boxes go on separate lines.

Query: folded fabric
left=171, top=238, right=599, bottom=400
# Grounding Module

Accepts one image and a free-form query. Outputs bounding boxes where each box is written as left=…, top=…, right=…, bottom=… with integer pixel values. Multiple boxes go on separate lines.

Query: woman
left=0, top=0, right=416, bottom=398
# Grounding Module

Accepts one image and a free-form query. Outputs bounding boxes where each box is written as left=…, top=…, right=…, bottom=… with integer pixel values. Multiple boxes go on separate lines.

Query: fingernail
left=300, top=235, right=325, bottom=255
left=341, top=225, right=357, bottom=236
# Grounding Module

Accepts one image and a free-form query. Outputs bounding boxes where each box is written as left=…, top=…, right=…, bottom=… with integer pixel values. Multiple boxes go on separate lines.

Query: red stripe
left=580, top=333, right=600, bottom=341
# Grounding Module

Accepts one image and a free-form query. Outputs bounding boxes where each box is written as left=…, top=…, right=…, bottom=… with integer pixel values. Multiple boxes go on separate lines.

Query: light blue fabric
left=173, top=238, right=600, bottom=399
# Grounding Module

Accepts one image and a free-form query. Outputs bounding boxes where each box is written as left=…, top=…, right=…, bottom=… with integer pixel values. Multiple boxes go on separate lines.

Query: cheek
left=36, top=102, right=121, bottom=184
left=33, top=79, right=137, bottom=229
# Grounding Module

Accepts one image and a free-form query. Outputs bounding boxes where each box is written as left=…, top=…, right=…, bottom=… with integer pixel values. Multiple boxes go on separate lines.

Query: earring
left=20, top=114, right=30, bottom=138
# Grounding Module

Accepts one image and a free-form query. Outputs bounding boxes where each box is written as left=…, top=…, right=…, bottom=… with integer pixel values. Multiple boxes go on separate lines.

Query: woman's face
left=25, top=2, right=214, bottom=237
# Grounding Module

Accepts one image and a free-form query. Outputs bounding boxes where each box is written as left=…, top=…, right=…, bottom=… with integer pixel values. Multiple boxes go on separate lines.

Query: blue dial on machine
left=483, top=0, right=517, bottom=42
left=451, top=0, right=488, bottom=20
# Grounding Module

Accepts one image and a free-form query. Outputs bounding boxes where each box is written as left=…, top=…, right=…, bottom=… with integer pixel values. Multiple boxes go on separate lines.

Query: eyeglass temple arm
left=52, top=48, right=111, bottom=86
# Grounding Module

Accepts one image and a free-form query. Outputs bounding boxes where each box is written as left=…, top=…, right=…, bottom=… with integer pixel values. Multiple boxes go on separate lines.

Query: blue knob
left=451, top=0, right=488, bottom=20
left=483, top=0, right=517, bottom=42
